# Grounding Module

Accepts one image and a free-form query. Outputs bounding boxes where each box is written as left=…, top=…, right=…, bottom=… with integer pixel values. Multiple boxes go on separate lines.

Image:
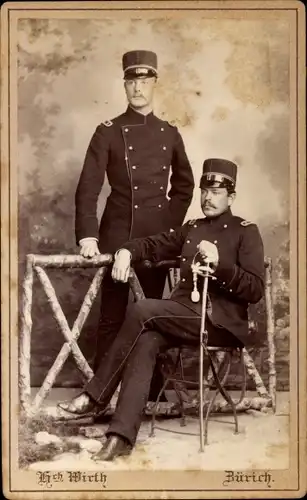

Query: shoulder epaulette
left=102, top=119, right=113, bottom=127
left=240, top=220, right=254, bottom=227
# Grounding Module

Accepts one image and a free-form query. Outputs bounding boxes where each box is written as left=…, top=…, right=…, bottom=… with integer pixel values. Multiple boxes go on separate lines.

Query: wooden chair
left=141, top=258, right=276, bottom=449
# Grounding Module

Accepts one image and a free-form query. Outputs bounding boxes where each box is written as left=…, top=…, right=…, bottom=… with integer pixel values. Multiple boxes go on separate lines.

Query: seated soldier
left=58, top=158, right=265, bottom=461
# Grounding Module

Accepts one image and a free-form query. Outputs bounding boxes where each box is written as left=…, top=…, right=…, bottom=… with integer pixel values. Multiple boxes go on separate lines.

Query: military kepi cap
left=122, top=50, right=158, bottom=79
left=200, top=158, right=237, bottom=191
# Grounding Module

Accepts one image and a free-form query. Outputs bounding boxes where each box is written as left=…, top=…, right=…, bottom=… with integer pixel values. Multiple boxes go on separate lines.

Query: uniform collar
left=203, top=208, right=233, bottom=226
left=124, top=105, right=155, bottom=124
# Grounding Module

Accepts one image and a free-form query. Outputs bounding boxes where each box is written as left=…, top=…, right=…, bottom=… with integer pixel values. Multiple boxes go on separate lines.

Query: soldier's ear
left=152, top=76, right=158, bottom=86
left=228, top=192, right=236, bottom=206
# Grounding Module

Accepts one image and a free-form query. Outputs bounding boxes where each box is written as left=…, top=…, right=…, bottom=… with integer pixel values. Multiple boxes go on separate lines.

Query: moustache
left=204, top=203, right=216, bottom=209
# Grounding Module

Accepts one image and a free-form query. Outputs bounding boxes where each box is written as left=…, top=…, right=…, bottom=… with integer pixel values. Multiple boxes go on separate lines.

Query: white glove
left=79, top=238, right=100, bottom=258
left=111, top=249, right=132, bottom=283
left=197, top=240, right=219, bottom=269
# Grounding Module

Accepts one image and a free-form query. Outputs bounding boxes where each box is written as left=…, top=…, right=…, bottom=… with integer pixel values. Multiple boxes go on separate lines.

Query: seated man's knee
left=128, top=299, right=162, bottom=322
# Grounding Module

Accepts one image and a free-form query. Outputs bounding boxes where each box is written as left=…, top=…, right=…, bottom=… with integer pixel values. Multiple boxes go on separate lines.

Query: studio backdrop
left=17, top=16, right=290, bottom=389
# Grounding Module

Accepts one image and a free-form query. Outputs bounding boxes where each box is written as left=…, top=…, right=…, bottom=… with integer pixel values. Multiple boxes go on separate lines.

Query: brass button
left=182, top=257, right=187, bottom=262
left=134, top=205, right=139, bottom=209
left=193, top=224, right=197, bottom=228
left=129, top=146, right=133, bottom=150
left=158, top=204, right=162, bottom=208
left=160, top=186, right=164, bottom=191
left=161, top=127, right=164, bottom=131
left=132, top=165, right=136, bottom=170
left=134, top=186, right=138, bottom=190
left=229, top=288, right=233, bottom=292
left=214, top=240, right=218, bottom=244
left=224, top=224, right=227, bottom=228
left=182, top=278, right=186, bottom=282
left=186, top=240, right=191, bottom=244
left=163, top=146, right=167, bottom=150
left=162, top=166, right=167, bottom=170
left=170, top=228, right=175, bottom=233
left=124, top=128, right=129, bottom=132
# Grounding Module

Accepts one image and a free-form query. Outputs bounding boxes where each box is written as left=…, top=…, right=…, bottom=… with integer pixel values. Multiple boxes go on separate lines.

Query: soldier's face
left=201, top=187, right=235, bottom=218
left=124, top=77, right=156, bottom=109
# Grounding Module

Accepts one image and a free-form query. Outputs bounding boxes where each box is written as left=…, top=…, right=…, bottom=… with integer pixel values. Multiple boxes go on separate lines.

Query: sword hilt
left=191, top=257, right=216, bottom=303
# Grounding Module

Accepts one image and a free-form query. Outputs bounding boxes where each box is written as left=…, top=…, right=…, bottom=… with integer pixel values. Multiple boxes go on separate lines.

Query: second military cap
left=200, top=158, right=237, bottom=190
left=122, top=50, right=158, bottom=79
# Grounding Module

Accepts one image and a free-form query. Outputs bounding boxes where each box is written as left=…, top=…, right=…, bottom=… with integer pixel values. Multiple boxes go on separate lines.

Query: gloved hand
left=111, top=249, right=132, bottom=283
left=79, top=238, right=100, bottom=258
left=197, top=240, right=219, bottom=270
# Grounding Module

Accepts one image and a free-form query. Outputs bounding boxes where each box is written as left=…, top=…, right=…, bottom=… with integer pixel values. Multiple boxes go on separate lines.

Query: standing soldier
left=75, top=50, right=194, bottom=400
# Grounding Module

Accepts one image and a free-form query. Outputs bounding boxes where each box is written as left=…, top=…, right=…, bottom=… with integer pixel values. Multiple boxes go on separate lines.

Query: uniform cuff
left=79, top=237, right=99, bottom=245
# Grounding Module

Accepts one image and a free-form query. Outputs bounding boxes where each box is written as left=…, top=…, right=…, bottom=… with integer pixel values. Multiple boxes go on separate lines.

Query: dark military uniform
left=75, top=105, right=194, bottom=381
left=75, top=50, right=194, bottom=399
left=84, top=208, right=265, bottom=446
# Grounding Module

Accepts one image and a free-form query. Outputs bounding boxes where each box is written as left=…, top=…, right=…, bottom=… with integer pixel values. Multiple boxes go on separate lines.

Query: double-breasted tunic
left=75, top=106, right=194, bottom=253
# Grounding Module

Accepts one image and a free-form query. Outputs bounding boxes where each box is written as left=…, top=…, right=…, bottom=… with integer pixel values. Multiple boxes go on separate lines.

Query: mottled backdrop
left=17, top=17, right=290, bottom=388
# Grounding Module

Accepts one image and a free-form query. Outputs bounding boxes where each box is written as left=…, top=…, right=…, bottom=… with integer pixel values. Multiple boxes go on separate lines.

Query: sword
left=190, top=253, right=216, bottom=452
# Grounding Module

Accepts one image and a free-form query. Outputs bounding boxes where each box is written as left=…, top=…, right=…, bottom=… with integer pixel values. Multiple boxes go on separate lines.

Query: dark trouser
left=94, top=266, right=168, bottom=400
left=86, top=298, right=242, bottom=446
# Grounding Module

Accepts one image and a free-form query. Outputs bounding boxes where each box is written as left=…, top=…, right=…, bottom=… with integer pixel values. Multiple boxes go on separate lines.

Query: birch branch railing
left=19, top=254, right=112, bottom=416
left=19, top=254, right=276, bottom=417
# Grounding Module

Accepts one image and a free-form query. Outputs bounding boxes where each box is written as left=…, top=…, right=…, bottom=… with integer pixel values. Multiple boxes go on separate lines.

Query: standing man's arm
left=75, top=124, right=110, bottom=257
left=168, top=127, right=194, bottom=226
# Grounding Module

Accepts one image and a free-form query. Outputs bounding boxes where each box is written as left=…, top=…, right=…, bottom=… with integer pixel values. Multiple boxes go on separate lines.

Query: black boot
left=57, top=393, right=97, bottom=415
left=92, top=434, right=132, bottom=461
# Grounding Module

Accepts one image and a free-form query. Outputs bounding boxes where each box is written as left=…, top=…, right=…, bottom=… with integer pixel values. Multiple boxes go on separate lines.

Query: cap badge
left=135, top=67, right=149, bottom=74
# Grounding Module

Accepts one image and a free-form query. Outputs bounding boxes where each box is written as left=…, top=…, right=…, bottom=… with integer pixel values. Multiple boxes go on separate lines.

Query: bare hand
left=79, top=240, right=100, bottom=258
left=197, top=240, right=219, bottom=269
left=111, top=249, right=132, bottom=283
